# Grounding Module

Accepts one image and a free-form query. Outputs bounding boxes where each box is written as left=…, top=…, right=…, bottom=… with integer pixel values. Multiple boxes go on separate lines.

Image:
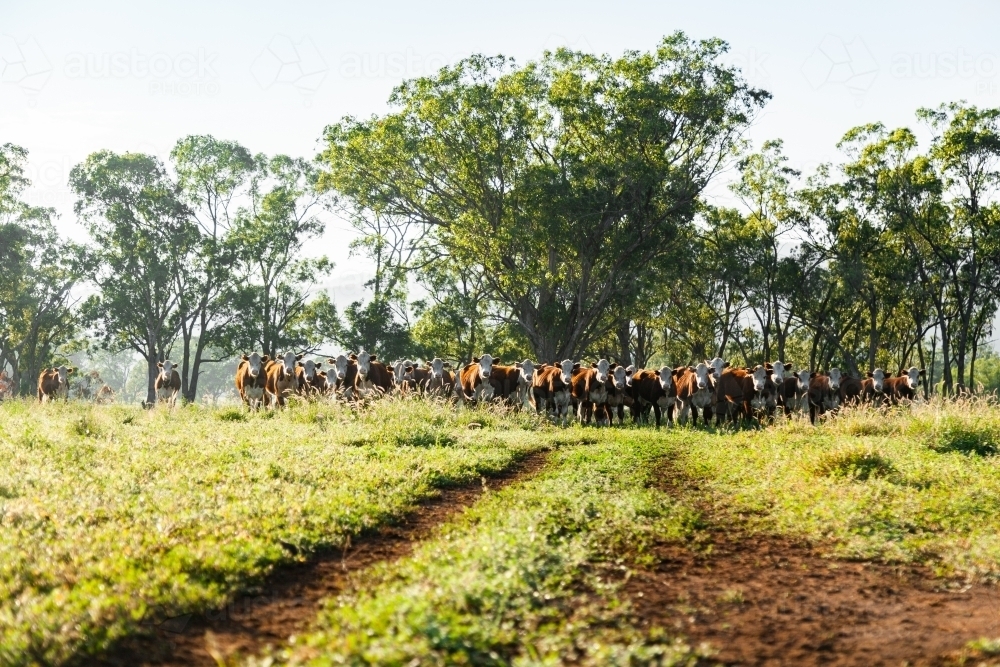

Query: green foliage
left=318, top=33, right=768, bottom=361
left=0, top=144, right=85, bottom=395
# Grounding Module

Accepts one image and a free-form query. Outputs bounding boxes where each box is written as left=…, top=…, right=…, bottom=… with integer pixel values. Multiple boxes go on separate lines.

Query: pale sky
left=3, top=0, right=998, bottom=308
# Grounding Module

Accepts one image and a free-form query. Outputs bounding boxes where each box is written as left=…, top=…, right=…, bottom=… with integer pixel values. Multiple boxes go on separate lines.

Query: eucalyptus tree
left=70, top=151, right=197, bottom=404
left=170, top=135, right=257, bottom=401
left=317, top=33, right=769, bottom=360
left=0, top=144, right=84, bottom=394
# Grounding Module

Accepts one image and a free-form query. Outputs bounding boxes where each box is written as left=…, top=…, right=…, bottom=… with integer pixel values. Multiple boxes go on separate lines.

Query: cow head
left=796, top=369, right=811, bottom=392
left=274, top=351, right=297, bottom=379
left=624, top=365, right=636, bottom=387
left=301, top=359, right=320, bottom=382
left=868, top=368, right=888, bottom=393
left=559, top=359, right=575, bottom=385
left=905, top=366, right=924, bottom=389
left=828, top=367, right=842, bottom=391
left=57, top=365, right=75, bottom=386
left=750, top=365, right=770, bottom=392
left=707, top=357, right=727, bottom=379
left=355, top=350, right=372, bottom=379
left=770, top=361, right=790, bottom=381
left=593, top=359, right=610, bottom=384
left=692, top=362, right=712, bottom=391
left=429, top=358, right=446, bottom=380
left=328, top=354, right=350, bottom=381
left=476, top=354, right=494, bottom=380
left=611, top=364, right=629, bottom=390
left=657, top=366, right=674, bottom=393
left=242, top=352, right=265, bottom=378
left=156, top=360, right=175, bottom=383
left=516, top=359, right=535, bottom=386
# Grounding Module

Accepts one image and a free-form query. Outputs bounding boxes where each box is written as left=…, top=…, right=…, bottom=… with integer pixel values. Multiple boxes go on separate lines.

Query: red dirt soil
left=625, top=471, right=1000, bottom=666
left=91, top=450, right=549, bottom=667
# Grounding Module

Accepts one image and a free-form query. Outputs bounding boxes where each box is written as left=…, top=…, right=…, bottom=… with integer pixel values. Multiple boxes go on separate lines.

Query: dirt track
left=625, top=470, right=1000, bottom=666
left=92, top=450, right=550, bottom=667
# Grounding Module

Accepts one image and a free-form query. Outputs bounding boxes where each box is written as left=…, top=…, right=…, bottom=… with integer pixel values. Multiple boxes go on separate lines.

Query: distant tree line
left=2, top=32, right=1000, bottom=401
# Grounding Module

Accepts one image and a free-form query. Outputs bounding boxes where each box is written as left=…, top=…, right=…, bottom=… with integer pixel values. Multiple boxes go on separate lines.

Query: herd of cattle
left=220, top=350, right=926, bottom=426
left=31, top=353, right=925, bottom=426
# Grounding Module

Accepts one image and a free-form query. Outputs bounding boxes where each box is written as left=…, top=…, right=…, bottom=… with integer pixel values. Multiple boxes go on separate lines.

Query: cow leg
left=652, top=403, right=662, bottom=428
left=616, top=404, right=624, bottom=425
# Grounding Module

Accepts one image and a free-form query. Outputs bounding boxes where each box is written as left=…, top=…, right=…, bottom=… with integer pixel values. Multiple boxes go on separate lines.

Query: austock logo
left=64, top=48, right=221, bottom=97
left=0, top=34, right=52, bottom=101
left=801, top=35, right=878, bottom=105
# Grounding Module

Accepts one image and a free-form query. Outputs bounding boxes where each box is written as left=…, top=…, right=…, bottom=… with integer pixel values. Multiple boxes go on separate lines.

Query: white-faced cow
left=515, top=359, right=535, bottom=408
left=265, top=351, right=301, bottom=408
left=155, top=360, right=182, bottom=407
left=885, top=367, right=924, bottom=404
left=570, top=359, right=611, bottom=425
left=628, top=366, right=677, bottom=428
left=674, top=362, right=716, bottom=426
left=37, top=365, right=75, bottom=402
left=807, top=368, right=842, bottom=425
left=457, top=354, right=495, bottom=404
left=532, top=359, right=575, bottom=426
left=235, top=352, right=269, bottom=410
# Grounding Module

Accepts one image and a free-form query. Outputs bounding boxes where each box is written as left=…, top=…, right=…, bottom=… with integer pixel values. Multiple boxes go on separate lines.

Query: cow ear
left=241, top=354, right=248, bottom=361
left=316, top=362, right=322, bottom=368
left=867, top=371, right=873, bottom=377
left=443, top=362, right=451, bottom=368
left=326, top=358, right=335, bottom=364
left=68, top=367, right=76, bottom=374
left=472, top=357, right=480, bottom=363
left=369, top=355, right=377, bottom=362
left=296, top=354, right=304, bottom=360
left=514, top=362, right=522, bottom=368
left=810, top=372, right=818, bottom=379
left=262, top=355, right=270, bottom=362
left=688, top=366, right=695, bottom=372
left=349, top=354, right=358, bottom=361
left=572, top=363, right=581, bottom=371
left=919, top=368, right=926, bottom=376
left=157, top=362, right=163, bottom=368
left=591, top=362, right=598, bottom=368
left=723, top=361, right=730, bottom=368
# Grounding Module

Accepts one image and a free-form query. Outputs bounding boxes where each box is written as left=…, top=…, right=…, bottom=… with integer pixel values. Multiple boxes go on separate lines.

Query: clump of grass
left=966, top=637, right=1000, bottom=656
left=216, top=407, right=248, bottom=422
left=813, top=446, right=896, bottom=481
left=718, top=588, right=745, bottom=604
left=68, top=412, right=102, bottom=438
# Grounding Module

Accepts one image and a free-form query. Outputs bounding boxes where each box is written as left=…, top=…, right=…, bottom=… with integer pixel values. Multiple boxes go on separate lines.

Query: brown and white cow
left=714, top=366, right=771, bottom=425
left=532, top=360, right=575, bottom=425
left=570, top=359, right=611, bottom=425
left=235, top=352, right=269, bottom=410
left=37, top=365, right=75, bottom=402
left=487, top=363, right=523, bottom=405
left=155, top=360, right=182, bottom=407
left=424, top=358, right=455, bottom=397
left=779, top=368, right=812, bottom=415
left=885, top=367, right=924, bottom=404
left=515, top=359, right=535, bottom=408
left=362, top=354, right=394, bottom=395
left=295, top=359, right=326, bottom=397
left=674, top=362, right=715, bottom=426
left=402, top=363, right=433, bottom=394
left=457, top=354, right=495, bottom=404
left=265, top=351, right=301, bottom=408
left=807, top=368, right=843, bottom=424
left=328, top=354, right=361, bottom=401
left=601, top=362, right=633, bottom=425
left=766, top=361, right=791, bottom=415
left=629, top=366, right=677, bottom=427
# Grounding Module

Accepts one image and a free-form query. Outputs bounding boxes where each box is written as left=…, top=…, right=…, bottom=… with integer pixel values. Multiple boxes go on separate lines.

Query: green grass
left=672, top=398, right=1000, bottom=577
left=7, top=395, right=1000, bottom=666
left=0, top=397, right=545, bottom=666
left=269, top=432, right=704, bottom=666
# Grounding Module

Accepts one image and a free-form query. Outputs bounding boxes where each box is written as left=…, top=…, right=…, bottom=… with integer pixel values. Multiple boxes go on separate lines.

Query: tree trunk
left=616, top=320, right=632, bottom=367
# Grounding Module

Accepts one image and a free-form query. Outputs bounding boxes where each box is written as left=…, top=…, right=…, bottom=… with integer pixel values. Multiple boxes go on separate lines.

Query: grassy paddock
left=270, top=433, right=704, bottom=667
left=0, top=397, right=545, bottom=666
left=673, top=397, right=1000, bottom=577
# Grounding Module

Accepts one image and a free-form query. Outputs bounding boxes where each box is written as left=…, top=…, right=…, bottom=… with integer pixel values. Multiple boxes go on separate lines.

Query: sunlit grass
left=0, top=397, right=546, bottom=666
